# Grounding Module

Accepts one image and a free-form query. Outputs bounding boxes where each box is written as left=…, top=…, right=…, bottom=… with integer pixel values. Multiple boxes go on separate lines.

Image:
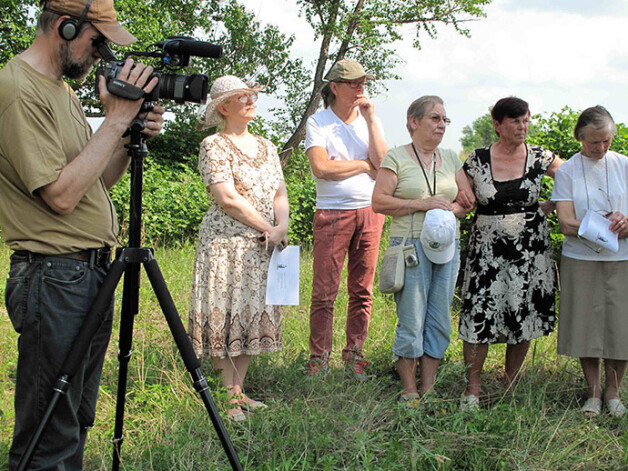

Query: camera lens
left=405, top=253, right=418, bottom=267
left=158, top=73, right=208, bottom=104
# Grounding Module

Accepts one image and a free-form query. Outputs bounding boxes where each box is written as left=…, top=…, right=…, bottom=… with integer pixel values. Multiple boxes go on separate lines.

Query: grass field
left=1, top=241, right=627, bottom=470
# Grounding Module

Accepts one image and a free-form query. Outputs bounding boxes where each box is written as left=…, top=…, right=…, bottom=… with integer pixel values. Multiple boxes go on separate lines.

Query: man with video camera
left=0, top=0, right=165, bottom=468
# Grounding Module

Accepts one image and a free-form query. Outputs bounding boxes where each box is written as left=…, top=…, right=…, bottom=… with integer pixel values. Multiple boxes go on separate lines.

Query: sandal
left=581, top=397, right=602, bottom=416
left=605, top=398, right=626, bottom=418
left=460, top=393, right=480, bottom=412
left=227, top=408, right=246, bottom=422
left=399, top=392, right=421, bottom=409
left=240, top=399, right=267, bottom=412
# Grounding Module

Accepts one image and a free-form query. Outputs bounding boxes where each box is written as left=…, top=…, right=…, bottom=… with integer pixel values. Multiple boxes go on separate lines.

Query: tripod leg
left=17, top=259, right=126, bottom=471
left=143, top=257, right=243, bottom=471
left=112, top=259, right=141, bottom=471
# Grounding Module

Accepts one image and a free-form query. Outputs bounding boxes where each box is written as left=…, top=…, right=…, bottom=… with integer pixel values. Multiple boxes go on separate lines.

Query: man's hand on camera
left=139, top=105, right=165, bottom=138
left=98, top=58, right=159, bottom=132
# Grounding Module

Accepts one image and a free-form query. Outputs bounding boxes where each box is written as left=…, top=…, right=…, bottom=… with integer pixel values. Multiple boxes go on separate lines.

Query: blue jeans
left=391, top=238, right=460, bottom=361
left=5, top=253, right=114, bottom=470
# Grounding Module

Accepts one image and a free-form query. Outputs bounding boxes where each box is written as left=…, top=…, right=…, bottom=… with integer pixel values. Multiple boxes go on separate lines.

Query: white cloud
left=243, top=0, right=628, bottom=152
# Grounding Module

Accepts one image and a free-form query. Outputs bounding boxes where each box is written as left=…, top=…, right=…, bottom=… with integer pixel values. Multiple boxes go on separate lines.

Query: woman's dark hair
left=574, top=105, right=616, bottom=141
left=491, top=97, right=529, bottom=123
left=321, top=83, right=336, bottom=109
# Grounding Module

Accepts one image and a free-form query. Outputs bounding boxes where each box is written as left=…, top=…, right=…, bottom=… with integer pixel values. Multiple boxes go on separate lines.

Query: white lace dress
left=188, top=134, right=284, bottom=357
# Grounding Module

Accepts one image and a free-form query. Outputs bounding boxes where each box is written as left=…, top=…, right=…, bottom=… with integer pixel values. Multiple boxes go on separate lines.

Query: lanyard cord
left=411, top=143, right=436, bottom=196
left=580, top=152, right=610, bottom=212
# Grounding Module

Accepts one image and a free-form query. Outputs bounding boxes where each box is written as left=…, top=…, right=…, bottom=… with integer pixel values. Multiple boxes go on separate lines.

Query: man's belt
left=13, top=247, right=112, bottom=268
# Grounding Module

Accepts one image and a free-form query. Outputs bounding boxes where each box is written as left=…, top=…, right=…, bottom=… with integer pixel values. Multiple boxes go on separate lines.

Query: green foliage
left=283, top=149, right=317, bottom=246
left=211, top=0, right=304, bottom=94
left=528, top=106, right=581, bottom=161
left=460, top=111, right=495, bottom=154
left=0, top=2, right=35, bottom=65
left=109, top=158, right=208, bottom=247
left=146, top=106, right=207, bottom=168
left=613, top=122, right=628, bottom=156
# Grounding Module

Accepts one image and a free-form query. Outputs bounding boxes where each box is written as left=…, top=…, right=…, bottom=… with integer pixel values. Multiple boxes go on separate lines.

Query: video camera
left=95, top=36, right=222, bottom=104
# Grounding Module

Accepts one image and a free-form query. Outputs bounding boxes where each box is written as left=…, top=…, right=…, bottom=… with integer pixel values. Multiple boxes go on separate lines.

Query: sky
left=243, top=0, right=628, bottom=153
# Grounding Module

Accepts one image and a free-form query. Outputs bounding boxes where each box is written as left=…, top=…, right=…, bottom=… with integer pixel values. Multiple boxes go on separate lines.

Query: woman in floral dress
left=189, top=76, right=289, bottom=421
left=458, top=97, right=562, bottom=411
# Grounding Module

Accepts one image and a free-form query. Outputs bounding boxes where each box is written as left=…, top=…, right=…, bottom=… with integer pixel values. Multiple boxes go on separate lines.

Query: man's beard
left=60, top=42, right=94, bottom=80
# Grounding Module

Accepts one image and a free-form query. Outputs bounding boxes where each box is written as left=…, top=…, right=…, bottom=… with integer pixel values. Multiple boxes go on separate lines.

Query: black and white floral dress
left=458, top=145, right=556, bottom=344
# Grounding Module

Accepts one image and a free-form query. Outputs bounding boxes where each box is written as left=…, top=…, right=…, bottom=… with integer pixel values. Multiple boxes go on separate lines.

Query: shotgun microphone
left=158, top=37, right=223, bottom=59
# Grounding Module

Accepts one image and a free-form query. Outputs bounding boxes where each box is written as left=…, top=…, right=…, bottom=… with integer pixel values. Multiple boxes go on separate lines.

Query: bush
left=109, top=158, right=208, bottom=247
left=283, top=149, right=316, bottom=246
left=529, top=107, right=581, bottom=161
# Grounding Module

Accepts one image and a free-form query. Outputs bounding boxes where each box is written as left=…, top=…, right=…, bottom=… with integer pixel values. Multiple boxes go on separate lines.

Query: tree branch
left=279, top=0, right=342, bottom=163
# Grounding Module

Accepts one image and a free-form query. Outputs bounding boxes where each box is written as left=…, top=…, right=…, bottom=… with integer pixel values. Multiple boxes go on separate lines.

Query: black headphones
left=58, top=0, right=94, bottom=41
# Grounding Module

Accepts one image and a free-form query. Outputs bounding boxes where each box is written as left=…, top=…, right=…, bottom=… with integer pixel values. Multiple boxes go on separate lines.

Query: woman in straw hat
left=188, top=75, right=289, bottom=421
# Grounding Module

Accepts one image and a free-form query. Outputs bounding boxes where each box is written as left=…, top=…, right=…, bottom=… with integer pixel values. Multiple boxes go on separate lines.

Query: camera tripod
left=18, top=121, right=242, bottom=471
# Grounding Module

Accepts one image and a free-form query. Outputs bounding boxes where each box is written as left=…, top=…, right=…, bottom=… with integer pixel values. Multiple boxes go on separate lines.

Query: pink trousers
left=309, top=207, right=384, bottom=362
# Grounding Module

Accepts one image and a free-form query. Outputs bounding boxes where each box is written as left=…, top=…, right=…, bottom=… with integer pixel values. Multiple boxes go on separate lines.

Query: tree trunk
left=280, top=0, right=368, bottom=164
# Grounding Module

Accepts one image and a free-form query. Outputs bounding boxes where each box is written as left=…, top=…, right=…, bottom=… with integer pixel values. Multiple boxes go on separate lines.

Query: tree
left=527, top=107, right=580, bottom=160
left=3, top=1, right=493, bottom=162
left=277, top=0, right=492, bottom=162
left=460, top=111, right=495, bottom=154
left=0, top=0, right=304, bottom=243
left=0, top=2, right=34, bottom=65
left=1, top=1, right=302, bottom=118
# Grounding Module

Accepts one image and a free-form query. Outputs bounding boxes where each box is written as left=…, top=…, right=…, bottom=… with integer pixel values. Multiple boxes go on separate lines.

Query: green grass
left=1, top=241, right=627, bottom=470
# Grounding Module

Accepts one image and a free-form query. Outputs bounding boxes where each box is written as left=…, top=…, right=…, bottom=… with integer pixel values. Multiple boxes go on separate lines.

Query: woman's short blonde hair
left=406, top=96, right=444, bottom=136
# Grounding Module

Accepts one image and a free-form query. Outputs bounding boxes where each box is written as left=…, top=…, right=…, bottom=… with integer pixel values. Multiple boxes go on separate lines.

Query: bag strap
left=401, top=208, right=414, bottom=247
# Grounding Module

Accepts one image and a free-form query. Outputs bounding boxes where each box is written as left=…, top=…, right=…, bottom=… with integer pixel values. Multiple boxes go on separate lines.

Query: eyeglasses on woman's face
left=335, top=79, right=367, bottom=89
left=235, top=93, right=258, bottom=104
left=427, top=114, right=451, bottom=126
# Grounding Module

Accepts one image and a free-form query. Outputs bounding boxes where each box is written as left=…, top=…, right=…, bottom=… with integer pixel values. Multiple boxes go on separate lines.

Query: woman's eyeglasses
left=428, top=115, right=451, bottom=126
left=236, top=93, right=258, bottom=104
left=334, top=79, right=367, bottom=89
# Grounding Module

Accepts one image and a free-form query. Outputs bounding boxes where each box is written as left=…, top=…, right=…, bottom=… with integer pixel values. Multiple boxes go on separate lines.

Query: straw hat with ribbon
left=196, top=75, right=265, bottom=129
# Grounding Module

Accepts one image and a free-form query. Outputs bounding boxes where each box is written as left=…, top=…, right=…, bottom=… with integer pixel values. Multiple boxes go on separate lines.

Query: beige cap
left=325, top=59, right=375, bottom=82
left=44, top=0, right=137, bottom=46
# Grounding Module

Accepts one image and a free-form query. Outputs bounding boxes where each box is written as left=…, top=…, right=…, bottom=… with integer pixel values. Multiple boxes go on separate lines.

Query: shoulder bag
left=378, top=214, right=417, bottom=294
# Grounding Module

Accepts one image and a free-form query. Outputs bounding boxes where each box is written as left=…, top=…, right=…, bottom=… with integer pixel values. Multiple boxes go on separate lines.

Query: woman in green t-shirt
left=372, top=96, right=474, bottom=408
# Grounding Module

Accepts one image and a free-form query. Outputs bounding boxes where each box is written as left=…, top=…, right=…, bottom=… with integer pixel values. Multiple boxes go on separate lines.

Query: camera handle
left=17, top=126, right=243, bottom=471
left=106, top=77, right=146, bottom=100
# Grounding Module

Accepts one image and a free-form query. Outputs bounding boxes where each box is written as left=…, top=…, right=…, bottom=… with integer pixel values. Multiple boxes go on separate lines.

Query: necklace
left=411, top=143, right=436, bottom=196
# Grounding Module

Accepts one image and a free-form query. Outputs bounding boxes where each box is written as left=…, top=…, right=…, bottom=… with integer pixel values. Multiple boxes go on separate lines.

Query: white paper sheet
left=265, top=245, right=300, bottom=305
left=578, top=210, right=619, bottom=253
